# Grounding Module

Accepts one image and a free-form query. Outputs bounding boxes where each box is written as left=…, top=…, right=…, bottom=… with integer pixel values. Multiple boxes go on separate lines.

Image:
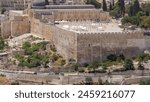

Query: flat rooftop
left=34, top=8, right=100, bottom=12
left=55, top=21, right=124, bottom=34
left=32, top=4, right=95, bottom=9
left=45, top=4, right=95, bottom=9
left=9, top=10, right=23, bottom=14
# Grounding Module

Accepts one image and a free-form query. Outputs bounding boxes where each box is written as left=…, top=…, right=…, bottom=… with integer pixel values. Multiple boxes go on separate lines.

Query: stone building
left=28, top=0, right=150, bottom=64
left=31, top=18, right=150, bottom=64
left=1, top=0, right=150, bottom=64
left=0, top=10, right=30, bottom=38
left=0, top=0, right=32, bottom=10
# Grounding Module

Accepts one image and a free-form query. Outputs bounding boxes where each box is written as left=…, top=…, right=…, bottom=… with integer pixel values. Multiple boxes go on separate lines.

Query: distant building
left=0, top=10, right=30, bottom=38
left=0, top=0, right=32, bottom=10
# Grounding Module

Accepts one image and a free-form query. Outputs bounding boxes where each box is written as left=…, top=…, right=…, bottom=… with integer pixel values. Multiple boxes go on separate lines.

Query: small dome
left=32, top=0, right=49, bottom=6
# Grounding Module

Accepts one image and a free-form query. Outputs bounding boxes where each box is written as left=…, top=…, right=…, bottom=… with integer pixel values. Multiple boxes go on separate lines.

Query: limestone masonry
left=1, top=0, right=150, bottom=64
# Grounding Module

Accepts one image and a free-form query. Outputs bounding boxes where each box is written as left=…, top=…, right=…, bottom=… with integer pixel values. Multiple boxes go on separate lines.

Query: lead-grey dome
left=32, top=0, right=49, bottom=6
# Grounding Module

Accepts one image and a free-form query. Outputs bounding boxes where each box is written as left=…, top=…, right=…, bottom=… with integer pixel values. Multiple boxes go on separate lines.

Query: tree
left=120, top=0, right=125, bottom=16
left=85, top=77, right=93, bottom=85
left=51, top=54, right=58, bottom=62
left=86, top=0, right=101, bottom=8
left=17, top=42, right=50, bottom=68
left=61, top=59, right=66, bottom=66
left=123, top=59, right=134, bottom=70
left=102, top=0, right=107, bottom=11
left=118, top=54, right=125, bottom=61
left=121, top=16, right=140, bottom=25
left=128, top=0, right=141, bottom=16
left=125, top=4, right=131, bottom=14
left=11, top=81, right=19, bottom=85
left=0, top=7, right=6, bottom=14
left=22, top=42, right=31, bottom=50
left=22, top=42, right=32, bottom=55
left=88, top=61, right=99, bottom=71
left=141, top=3, right=150, bottom=16
left=110, top=8, right=121, bottom=18
left=107, top=54, right=117, bottom=61
left=128, top=4, right=134, bottom=16
left=132, top=0, right=141, bottom=16
left=0, top=37, right=6, bottom=50
left=137, top=53, right=150, bottom=62
left=137, top=62, right=145, bottom=76
left=112, top=0, right=115, bottom=6
left=109, top=3, right=112, bottom=11
left=138, top=62, right=145, bottom=70
left=73, top=63, right=79, bottom=71
left=109, top=0, right=124, bottom=18
left=140, top=79, right=150, bottom=85
left=140, top=16, right=150, bottom=29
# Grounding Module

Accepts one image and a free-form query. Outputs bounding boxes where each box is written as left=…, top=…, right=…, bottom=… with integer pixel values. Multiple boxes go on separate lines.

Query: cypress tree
left=103, top=0, right=107, bottom=11
left=128, top=4, right=134, bottom=16
left=109, top=3, right=112, bottom=11
left=112, top=0, right=115, bottom=6
left=120, top=0, right=125, bottom=16
left=132, top=0, right=140, bottom=16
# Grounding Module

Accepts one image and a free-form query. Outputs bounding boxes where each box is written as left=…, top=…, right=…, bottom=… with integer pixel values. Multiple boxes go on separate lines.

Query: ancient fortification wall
left=31, top=18, right=53, bottom=41
left=53, top=26, right=77, bottom=60
left=77, top=31, right=150, bottom=64
left=1, top=15, right=30, bottom=38
left=31, top=18, right=77, bottom=60
left=11, top=20, right=30, bottom=37
left=0, top=21, right=11, bottom=38
left=31, top=17, right=150, bottom=64
left=52, top=10, right=109, bottom=21
left=31, top=9, right=110, bottom=22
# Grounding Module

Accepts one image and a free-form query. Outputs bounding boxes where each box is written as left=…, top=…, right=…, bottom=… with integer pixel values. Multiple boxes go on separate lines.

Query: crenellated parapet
left=76, top=30, right=150, bottom=64
left=29, top=10, right=150, bottom=64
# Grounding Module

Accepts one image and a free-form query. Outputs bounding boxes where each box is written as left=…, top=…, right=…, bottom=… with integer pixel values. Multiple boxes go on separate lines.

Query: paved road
left=0, top=69, right=150, bottom=84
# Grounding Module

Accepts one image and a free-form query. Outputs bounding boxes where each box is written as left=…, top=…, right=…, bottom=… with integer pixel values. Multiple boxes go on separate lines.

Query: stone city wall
left=1, top=16, right=30, bottom=38
left=31, top=18, right=150, bottom=64
left=51, top=9, right=109, bottom=22
left=31, top=18, right=53, bottom=41
left=77, top=31, right=150, bottom=64
left=0, top=21, right=11, bottom=38
left=31, top=9, right=110, bottom=22
left=53, top=24, right=77, bottom=61
left=0, top=0, right=31, bottom=10
left=31, top=18, right=77, bottom=60
left=9, top=10, right=23, bottom=20
left=11, top=20, right=30, bottom=37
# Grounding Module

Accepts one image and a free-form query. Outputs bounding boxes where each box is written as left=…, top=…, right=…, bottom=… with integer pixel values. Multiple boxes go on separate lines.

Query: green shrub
left=140, top=79, right=150, bottom=85
left=61, top=60, right=66, bottom=66
left=0, top=37, right=6, bottom=50
left=11, top=81, right=19, bottom=85
left=121, top=16, right=140, bottom=25
left=51, top=46, right=57, bottom=52
left=85, top=77, right=93, bottom=85
left=51, top=54, right=58, bottom=62
left=123, top=59, right=134, bottom=70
